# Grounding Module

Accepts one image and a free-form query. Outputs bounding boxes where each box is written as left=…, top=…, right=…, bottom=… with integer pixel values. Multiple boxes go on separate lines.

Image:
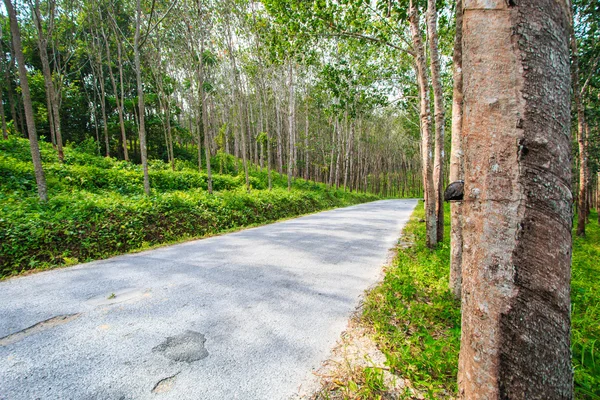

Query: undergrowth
left=0, top=137, right=379, bottom=277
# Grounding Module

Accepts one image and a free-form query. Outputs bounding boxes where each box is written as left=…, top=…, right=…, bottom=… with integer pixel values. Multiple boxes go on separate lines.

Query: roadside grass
left=359, top=203, right=599, bottom=399
left=572, top=210, right=600, bottom=399
left=363, top=202, right=460, bottom=398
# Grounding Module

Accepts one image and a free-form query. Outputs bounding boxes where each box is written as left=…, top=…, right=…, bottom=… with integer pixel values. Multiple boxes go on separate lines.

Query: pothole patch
left=151, top=372, right=180, bottom=394
left=152, top=331, right=209, bottom=363
left=0, top=314, right=81, bottom=347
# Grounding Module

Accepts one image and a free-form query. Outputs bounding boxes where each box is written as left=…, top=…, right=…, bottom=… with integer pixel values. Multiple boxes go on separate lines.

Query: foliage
left=0, top=137, right=378, bottom=278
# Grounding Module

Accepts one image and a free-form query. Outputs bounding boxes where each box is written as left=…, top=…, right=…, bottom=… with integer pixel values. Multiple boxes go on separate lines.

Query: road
left=0, top=199, right=417, bottom=400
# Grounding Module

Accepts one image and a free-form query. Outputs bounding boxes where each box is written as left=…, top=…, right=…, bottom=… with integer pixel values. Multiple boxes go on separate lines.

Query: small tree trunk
left=409, top=0, right=437, bottom=248
left=304, top=95, right=309, bottom=180
left=134, top=0, right=150, bottom=195
left=5, top=0, right=47, bottom=201
left=449, top=0, right=464, bottom=299
left=287, top=61, right=294, bottom=191
left=102, top=27, right=128, bottom=161
left=200, top=34, right=213, bottom=194
left=0, top=86, right=7, bottom=139
left=427, top=0, right=445, bottom=243
left=458, top=1, right=573, bottom=397
left=571, top=16, right=587, bottom=236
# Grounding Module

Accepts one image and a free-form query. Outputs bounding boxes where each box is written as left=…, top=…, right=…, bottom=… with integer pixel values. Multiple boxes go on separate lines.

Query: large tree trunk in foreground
left=449, top=0, right=463, bottom=299
left=427, top=0, right=445, bottom=244
left=408, top=0, right=436, bottom=248
left=458, top=1, right=573, bottom=398
left=5, top=0, right=47, bottom=201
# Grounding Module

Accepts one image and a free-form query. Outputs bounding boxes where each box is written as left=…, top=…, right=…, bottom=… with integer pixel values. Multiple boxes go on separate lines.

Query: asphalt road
left=0, top=199, right=417, bottom=400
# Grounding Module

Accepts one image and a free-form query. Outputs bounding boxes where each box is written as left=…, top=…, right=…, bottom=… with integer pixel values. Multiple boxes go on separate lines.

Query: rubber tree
left=458, top=0, right=573, bottom=397
left=408, top=0, right=436, bottom=248
left=449, top=0, right=464, bottom=299
left=5, top=0, right=48, bottom=201
left=426, top=0, right=445, bottom=243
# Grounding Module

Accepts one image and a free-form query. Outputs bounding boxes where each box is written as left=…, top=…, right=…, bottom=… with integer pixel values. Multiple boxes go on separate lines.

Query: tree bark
left=458, top=1, right=573, bottom=398
left=409, top=0, right=437, bottom=248
left=5, top=0, right=47, bottom=201
left=427, top=0, right=445, bottom=243
left=449, top=0, right=464, bottom=299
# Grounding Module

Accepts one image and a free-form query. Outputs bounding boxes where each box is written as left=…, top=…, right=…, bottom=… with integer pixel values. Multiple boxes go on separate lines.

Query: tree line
left=0, top=0, right=425, bottom=202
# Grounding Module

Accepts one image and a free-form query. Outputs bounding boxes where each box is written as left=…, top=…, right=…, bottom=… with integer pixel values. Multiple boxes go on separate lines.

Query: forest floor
left=0, top=200, right=416, bottom=399
left=312, top=203, right=600, bottom=399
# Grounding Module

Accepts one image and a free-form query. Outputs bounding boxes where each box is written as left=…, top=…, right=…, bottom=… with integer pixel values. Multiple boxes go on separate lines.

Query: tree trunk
left=427, top=0, right=445, bottom=243
left=102, top=27, right=128, bottom=161
left=32, top=0, right=64, bottom=162
left=304, top=95, right=309, bottom=181
left=409, top=0, right=436, bottom=248
left=134, top=0, right=150, bottom=195
left=570, top=17, right=587, bottom=237
left=287, top=61, right=294, bottom=191
left=0, top=85, right=7, bottom=139
left=116, top=38, right=129, bottom=161
left=5, top=0, right=47, bottom=201
left=458, top=2, right=573, bottom=398
left=97, top=55, right=110, bottom=158
left=200, top=32, right=213, bottom=194
left=449, top=0, right=464, bottom=299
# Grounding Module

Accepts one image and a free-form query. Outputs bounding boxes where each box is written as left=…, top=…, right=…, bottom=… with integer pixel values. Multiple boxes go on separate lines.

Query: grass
left=361, top=202, right=600, bottom=399
left=363, top=202, right=460, bottom=398
left=572, top=211, right=600, bottom=399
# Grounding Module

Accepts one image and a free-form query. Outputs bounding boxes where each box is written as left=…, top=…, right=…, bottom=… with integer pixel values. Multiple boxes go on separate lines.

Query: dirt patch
left=296, top=312, right=423, bottom=400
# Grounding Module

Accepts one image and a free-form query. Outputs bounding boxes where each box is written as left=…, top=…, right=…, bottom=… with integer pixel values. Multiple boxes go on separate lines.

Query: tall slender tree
left=5, top=0, right=47, bottom=201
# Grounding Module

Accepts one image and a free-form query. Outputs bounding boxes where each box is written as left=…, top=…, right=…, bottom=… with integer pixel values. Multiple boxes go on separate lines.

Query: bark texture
left=409, top=0, right=437, bottom=248
left=458, top=0, right=573, bottom=398
left=449, top=0, right=464, bottom=299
